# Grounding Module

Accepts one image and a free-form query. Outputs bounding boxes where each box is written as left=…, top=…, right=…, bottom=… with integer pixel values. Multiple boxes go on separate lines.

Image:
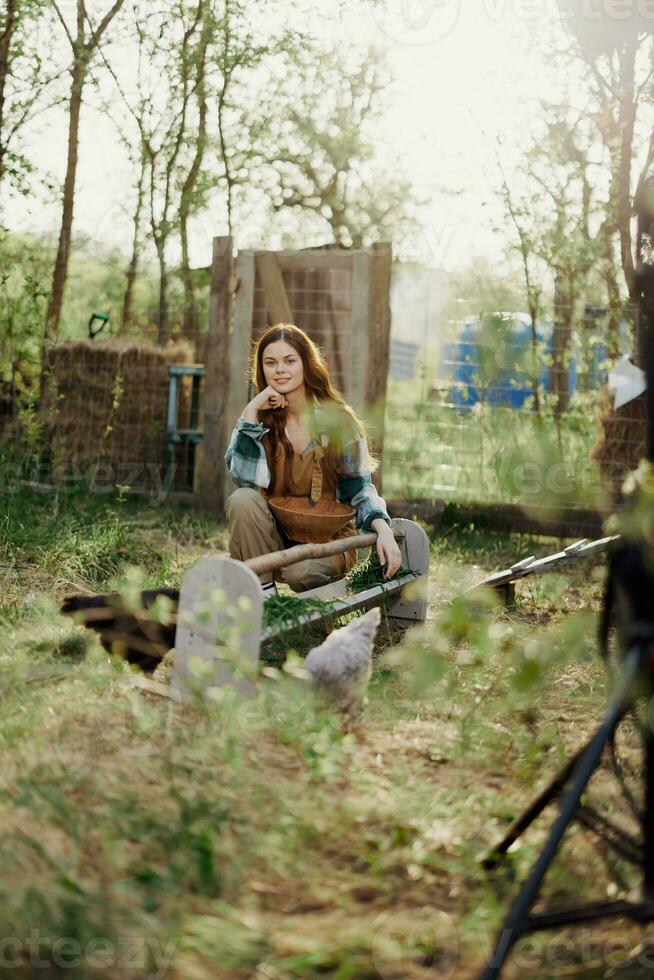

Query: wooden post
left=349, top=250, right=373, bottom=414
left=366, top=242, right=393, bottom=492
left=173, top=556, right=262, bottom=702
left=386, top=518, right=429, bottom=622
left=198, top=236, right=233, bottom=515
left=257, top=251, right=294, bottom=324
left=226, top=248, right=256, bottom=441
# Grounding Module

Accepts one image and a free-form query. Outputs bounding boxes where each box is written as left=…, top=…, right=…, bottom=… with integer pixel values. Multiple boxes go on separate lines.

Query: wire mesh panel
left=382, top=305, right=641, bottom=536
left=251, top=259, right=353, bottom=396
left=45, top=340, right=196, bottom=494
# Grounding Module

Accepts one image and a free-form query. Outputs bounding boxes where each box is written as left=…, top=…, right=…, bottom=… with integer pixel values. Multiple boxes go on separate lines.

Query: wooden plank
left=366, top=242, right=392, bottom=492
left=325, top=282, right=345, bottom=383
left=349, top=250, right=373, bottom=413
left=510, top=555, right=537, bottom=571
left=451, top=502, right=606, bottom=537
left=564, top=539, right=589, bottom=553
left=299, top=578, right=349, bottom=601
left=225, top=250, right=256, bottom=500
left=386, top=499, right=446, bottom=525
left=469, top=534, right=618, bottom=593
left=325, top=263, right=352, bottom=393
left=386, top=517, right=429, bottom=622
left=260, top=571, right=419, bottom=645
left=198, top=236, right=233, bottom=516
left=173, top=556, right=262, bottom=702
left=275, top=249, right=361, bottom=271
left=386, top=498, right=607, bottom=538
left=256, top=251, right=294, bottom=325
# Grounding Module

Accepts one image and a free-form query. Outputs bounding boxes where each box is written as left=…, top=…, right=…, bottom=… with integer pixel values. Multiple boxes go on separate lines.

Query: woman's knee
left=226, top=487, right=266, bottom=521
left=281, top=560, right=333, bottom=593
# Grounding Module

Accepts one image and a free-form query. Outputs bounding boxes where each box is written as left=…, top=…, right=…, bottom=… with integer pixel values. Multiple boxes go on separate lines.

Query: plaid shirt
left=225, top=417, right=390, bottom=532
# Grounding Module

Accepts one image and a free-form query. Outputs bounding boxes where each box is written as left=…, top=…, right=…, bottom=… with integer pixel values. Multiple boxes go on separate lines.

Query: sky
left=373, top=0, right=567, bottom=269
left=4, top=0, right=578, bottom=274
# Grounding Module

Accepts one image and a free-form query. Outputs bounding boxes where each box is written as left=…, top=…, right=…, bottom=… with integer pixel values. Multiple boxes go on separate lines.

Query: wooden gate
left=198, top=238, right=392, bottom=515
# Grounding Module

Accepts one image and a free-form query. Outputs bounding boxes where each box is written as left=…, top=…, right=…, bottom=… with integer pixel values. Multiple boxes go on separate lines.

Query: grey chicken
left=305, top=607, right=381, bottom=724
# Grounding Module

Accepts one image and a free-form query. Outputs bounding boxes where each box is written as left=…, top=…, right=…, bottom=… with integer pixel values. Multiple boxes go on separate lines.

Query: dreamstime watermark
left=369, top=0, right=654, bottom=47
left=0, top=933, right=177, bottom=978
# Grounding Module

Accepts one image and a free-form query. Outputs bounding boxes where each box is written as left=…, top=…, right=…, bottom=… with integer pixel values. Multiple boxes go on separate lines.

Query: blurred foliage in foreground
left=0, top=484, right=629, bottom=977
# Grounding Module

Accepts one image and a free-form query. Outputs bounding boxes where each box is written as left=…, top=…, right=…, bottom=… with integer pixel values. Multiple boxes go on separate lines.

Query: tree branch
left=50, top=0, right=75, bottom=49
left=88, top=0, right=125, bottom=50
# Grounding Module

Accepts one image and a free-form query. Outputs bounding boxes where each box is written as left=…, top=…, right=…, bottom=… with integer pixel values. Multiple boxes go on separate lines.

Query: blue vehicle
left=440, top=312, right=577, bottom=410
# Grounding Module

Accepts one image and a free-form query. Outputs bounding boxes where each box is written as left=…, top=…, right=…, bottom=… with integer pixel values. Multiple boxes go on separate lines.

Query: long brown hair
left=251, top=323, right=366, bottom=494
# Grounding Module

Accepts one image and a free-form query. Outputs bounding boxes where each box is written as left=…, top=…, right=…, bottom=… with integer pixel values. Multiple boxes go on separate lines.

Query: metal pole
left=645, top=721, right=654, bottom=897
left=645, top=307, right=654, bottom=463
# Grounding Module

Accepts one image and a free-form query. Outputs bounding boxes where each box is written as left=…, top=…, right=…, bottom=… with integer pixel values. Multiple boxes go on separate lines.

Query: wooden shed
left=198, top=238, right=392, bottom=515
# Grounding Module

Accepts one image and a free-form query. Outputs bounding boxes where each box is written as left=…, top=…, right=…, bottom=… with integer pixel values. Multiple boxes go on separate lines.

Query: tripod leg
left=483, top=742, right=590, bottom=867
left=480, top=693, right=632, bottom=980
left=645, top=724, right=654, bottom=898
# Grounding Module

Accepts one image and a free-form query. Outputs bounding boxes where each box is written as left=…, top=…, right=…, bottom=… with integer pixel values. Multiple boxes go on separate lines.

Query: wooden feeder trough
left=172, top=518, right=429, bottom=702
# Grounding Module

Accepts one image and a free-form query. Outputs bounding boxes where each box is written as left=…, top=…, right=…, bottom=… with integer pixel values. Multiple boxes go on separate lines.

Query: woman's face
left=261, top=339, right=305, bottom=397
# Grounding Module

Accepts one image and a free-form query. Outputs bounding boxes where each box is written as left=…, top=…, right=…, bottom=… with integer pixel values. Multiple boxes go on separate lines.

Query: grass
left=0, top=485, right=226, bottom=622
left=1, top=484, right=649, bottom=978
left=382, top=379, right=606, bottom=509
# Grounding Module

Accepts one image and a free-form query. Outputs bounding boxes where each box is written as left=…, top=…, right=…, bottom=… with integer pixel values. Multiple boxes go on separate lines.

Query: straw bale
left=50, top=339, right=193, bottom=491
left=591, top=390, right=646, bottom=505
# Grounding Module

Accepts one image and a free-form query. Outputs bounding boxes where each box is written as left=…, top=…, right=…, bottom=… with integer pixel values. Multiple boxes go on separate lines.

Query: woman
left=225, top=323, right=401, bottom=593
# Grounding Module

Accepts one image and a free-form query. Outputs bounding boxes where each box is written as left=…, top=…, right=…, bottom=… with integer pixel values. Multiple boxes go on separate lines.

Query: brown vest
left=267, top=442, right=359, bottom=572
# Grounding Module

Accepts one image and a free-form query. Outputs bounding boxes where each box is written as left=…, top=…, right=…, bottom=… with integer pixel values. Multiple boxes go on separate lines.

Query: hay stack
left=50, top=340, right=193, bottom=492
left=591, top=391, right=646, bottom=505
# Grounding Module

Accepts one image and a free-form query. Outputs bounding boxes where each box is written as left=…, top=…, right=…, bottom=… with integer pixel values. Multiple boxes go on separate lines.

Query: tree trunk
left=198, top=236, right=232, bottom=514
left=145, top=4, right=199, bottom=344
left=550, top=275, right=573, bottom=416
left=146, top=143, right=170, bottom=344
left=527, top=297, right=542, bottom=418
left=180, top=1, right=209, bottom=337
left=216, top=37, right=234, bottom=237
left=180, top=219, right=196, bottom=337
left=43, top=55, right=85, bottom=346
left=43, top=0, right=125, bottom=348
left=616, top=42, right=637, bottom=300
left=121, top=151, right=146, bottom=332
left=155, top=239, right=169, bottom=344
left=602, top=232, right=622, bottom=357
left=0, top=0, right=18, bottom=184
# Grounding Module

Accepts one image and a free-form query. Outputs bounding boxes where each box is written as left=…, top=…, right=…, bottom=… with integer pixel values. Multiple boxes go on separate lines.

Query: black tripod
left=479, top=638, right=654, bottom=978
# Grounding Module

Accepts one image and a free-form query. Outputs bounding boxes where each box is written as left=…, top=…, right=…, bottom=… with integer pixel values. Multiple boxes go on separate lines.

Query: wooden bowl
left=268, top=496, right=355, bottom=544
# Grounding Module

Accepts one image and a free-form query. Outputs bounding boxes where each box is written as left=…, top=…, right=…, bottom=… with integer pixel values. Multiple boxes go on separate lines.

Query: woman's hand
left=254, top=385, right=287, bottom=411
left=371, top=519, right=402, bottom=580
left=242, top=385, right=287, bottom=423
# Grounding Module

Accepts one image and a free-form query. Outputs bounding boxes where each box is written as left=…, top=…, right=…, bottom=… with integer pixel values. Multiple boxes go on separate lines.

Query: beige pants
left=226, top=487, right=347, bottom=593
